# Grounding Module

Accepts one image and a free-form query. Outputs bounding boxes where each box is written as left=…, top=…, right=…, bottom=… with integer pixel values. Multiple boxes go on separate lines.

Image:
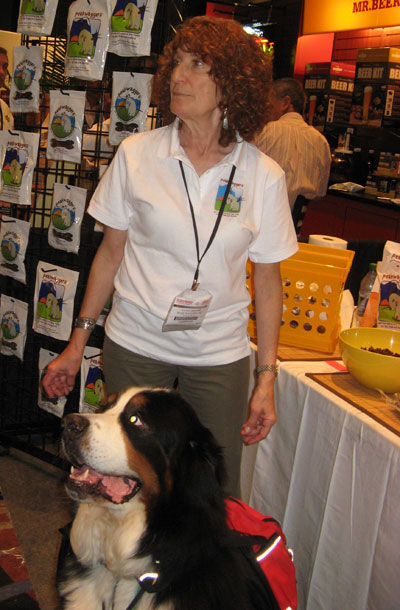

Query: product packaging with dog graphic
left=17, top=0, right=59, bottom=36
left=108, top=0, right=159, bottom=57
left=0, top=130, right=39, bottom=205
left=10, top=46, right=43, bottom=114
left=33, top=261, right=79, bottom=340
left=372, top=241, right=400, bottom=330
left=38, top=348, right=67, bottom=417
left=80, top=346, right=107, bottom=413
left=65, top=0, right=111, bottom=81
left=0, top=216, right=30, bottom=284
left=48, top=183, right=87, bottom=253
left=47, top=90, right=85, bottom=164
left=109, top=72, right=152, bottom=145
left=0, top=294, right=28, bottom=361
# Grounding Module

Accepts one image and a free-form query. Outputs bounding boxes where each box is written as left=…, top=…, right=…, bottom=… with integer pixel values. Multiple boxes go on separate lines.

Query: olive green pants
left=102, top=335, right=250, bottom=497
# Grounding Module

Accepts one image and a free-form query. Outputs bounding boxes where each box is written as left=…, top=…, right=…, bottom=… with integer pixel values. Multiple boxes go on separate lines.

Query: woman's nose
left=171, top=63, right=186, bottom=82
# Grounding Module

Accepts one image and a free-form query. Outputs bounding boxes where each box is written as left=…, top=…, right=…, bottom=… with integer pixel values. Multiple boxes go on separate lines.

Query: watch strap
left=255, top=364, right=279, bottom=377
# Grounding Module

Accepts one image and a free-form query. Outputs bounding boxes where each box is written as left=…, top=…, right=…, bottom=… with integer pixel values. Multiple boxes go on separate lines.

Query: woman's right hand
left=41, top=343, right=83, bottom=398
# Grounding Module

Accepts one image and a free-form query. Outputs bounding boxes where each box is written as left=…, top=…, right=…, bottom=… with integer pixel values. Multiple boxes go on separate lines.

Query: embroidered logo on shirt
left=214, top=180, right=243, bottom=215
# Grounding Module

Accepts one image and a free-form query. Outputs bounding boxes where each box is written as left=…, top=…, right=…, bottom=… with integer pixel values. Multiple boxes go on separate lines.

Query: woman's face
left=170, top=48, right=222, bottom=124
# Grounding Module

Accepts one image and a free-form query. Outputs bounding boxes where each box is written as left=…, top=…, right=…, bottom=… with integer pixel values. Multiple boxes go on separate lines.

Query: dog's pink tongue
left=100, top=475, right=137, bottom=503
left=70, top=465, right=137, bottom=503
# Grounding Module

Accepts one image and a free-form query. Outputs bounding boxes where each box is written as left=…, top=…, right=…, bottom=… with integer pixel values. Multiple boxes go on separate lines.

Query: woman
left=43, top=16, right=298, bottom=496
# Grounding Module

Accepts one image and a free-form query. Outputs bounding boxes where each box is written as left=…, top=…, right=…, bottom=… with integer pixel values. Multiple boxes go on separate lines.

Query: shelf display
left=303, top=61, right=355, bottom=132
left=349, top=47, right=400, bottom=129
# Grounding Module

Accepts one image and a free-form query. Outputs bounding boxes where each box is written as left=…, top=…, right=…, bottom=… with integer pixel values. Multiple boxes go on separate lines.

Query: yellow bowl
left=339, top=328, right=400, bottom=394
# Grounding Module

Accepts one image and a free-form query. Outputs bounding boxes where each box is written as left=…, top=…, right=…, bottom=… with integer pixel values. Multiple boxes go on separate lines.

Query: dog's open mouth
left=68, top=464, right=142, bottom=504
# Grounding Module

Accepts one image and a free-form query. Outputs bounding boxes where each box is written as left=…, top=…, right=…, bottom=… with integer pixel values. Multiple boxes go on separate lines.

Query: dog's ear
left=173, top=423, right=227, bottom=504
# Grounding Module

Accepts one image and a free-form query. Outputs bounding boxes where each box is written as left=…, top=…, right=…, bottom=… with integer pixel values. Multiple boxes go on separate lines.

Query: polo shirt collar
left=157, top=118, right=249, bottom=172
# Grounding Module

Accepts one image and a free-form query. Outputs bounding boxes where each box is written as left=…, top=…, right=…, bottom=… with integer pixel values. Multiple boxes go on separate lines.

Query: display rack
left=0, top=0, right=183, bottom=465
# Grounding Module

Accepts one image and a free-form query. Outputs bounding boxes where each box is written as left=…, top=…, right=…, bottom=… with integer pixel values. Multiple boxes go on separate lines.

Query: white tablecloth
left=245, top=359, right=400, bottom=610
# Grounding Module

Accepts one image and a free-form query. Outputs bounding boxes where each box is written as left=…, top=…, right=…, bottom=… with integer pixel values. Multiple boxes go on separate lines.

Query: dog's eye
left=129, top=414, right=143, bottom=426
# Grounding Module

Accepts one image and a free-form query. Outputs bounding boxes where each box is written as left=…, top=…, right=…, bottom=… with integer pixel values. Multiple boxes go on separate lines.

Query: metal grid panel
left=0, top=0, right=184, bottom=463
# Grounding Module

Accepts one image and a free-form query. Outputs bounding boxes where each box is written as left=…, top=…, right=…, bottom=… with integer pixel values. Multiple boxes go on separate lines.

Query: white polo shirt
left=88, top=122, right=298, bottom=365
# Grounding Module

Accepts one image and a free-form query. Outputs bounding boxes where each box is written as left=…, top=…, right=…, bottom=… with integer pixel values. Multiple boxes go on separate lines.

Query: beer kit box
left=349, top=47, right=400, bottom=128
left=303, top=62, right=355, bottom=132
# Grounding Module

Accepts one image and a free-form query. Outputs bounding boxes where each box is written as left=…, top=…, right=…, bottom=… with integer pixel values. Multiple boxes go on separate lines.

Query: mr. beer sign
left=303, top=0, right=400, bottom=34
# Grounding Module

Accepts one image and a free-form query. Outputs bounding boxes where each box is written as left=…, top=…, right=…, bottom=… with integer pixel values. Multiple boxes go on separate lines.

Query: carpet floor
left=0, top=448, right=73, bottom=610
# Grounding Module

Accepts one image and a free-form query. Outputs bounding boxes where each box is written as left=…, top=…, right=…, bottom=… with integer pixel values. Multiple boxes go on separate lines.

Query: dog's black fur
left=58, top=387, right=276, bottom=610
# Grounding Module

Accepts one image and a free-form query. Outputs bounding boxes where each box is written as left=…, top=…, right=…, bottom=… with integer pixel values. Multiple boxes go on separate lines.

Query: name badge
left=162, top=288, right=213, bottom=332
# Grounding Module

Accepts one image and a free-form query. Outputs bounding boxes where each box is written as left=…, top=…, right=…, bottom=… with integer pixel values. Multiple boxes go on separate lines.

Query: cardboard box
left=303, top=62, right=355, bottom=131
left=349, top=47, right=400, bottom=128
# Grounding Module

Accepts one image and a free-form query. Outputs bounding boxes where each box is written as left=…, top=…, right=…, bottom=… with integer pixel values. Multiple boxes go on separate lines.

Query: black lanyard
left=179, top=161, right=236, bottom=290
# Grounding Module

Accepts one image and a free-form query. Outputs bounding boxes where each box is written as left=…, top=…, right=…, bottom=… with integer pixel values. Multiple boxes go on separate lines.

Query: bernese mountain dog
left=58, top=386, right=279, bottom=610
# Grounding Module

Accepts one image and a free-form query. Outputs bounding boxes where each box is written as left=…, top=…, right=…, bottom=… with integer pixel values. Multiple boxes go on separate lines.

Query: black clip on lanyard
left=179, top=161, right=236, bottom=291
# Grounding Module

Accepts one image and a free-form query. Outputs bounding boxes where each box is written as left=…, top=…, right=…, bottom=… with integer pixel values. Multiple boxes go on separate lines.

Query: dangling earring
left=222, top=108, right=228, bottom=130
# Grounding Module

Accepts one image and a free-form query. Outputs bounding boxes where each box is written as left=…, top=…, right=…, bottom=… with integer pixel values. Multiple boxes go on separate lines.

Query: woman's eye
left=129, top=414, right=143, bottom=426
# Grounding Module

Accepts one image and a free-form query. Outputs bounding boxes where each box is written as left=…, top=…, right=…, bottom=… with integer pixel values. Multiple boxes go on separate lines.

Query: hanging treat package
left=109, top=71, right=152, bottom=145
left=38, top=348, right=67, bottom=417
left=0, top=130, right=39, bottom=205
left=10, top=46, right=43, bottom=115
left=80, top=346, right=107, bottom=413
left=17, top=0, right=59, bottom=36
left=0, top=294, right=28, bottom=361
left=0, top=216, right=30, bottom=284
left=48, top=183, right=87, bottom=253
left=65, top=0, right=111, bottom=81
left=46, top=90, right=85, bottom=164
left=109, top=0, right=159, bottom=57
left=33, top=261, right=79, bottom=341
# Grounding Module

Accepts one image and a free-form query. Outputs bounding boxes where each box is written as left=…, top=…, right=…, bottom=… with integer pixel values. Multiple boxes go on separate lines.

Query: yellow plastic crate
left=247, top=243, right=355, bottom=352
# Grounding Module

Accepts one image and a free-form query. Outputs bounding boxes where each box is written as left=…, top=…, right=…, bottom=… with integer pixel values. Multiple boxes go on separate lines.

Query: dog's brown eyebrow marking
left=127, top=392, right=148, bottom=409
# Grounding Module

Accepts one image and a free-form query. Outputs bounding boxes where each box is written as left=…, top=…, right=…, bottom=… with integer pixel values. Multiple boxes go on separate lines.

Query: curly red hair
left=151, top=16, right=272, bottom=146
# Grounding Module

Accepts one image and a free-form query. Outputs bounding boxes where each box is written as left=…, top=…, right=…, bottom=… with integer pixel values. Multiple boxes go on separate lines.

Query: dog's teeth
left=70, top=466, right=75, bottom=474
left=84, top=469, right=89, bottom=479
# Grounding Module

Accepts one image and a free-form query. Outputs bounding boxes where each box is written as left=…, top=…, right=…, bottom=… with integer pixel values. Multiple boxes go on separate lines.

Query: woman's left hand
left=240, top=376, right=276, bottom=445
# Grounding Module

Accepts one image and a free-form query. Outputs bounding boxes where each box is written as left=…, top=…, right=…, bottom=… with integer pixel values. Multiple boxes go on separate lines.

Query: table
left=245, top=357, right=400, bottom=610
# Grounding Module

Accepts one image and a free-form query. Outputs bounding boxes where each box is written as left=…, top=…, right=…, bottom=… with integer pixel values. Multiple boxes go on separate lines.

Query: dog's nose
left=62, top=414, right=89, bottom=439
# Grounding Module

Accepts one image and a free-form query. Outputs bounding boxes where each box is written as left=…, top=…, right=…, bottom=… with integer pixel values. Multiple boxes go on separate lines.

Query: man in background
left=255, top=77, right=331, bottom=212
left=0, top=47, right=14, bottom=130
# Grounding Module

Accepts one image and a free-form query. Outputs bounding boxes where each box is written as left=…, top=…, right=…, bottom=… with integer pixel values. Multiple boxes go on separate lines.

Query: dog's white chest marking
left=70, top=501, right=149, bottom=576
